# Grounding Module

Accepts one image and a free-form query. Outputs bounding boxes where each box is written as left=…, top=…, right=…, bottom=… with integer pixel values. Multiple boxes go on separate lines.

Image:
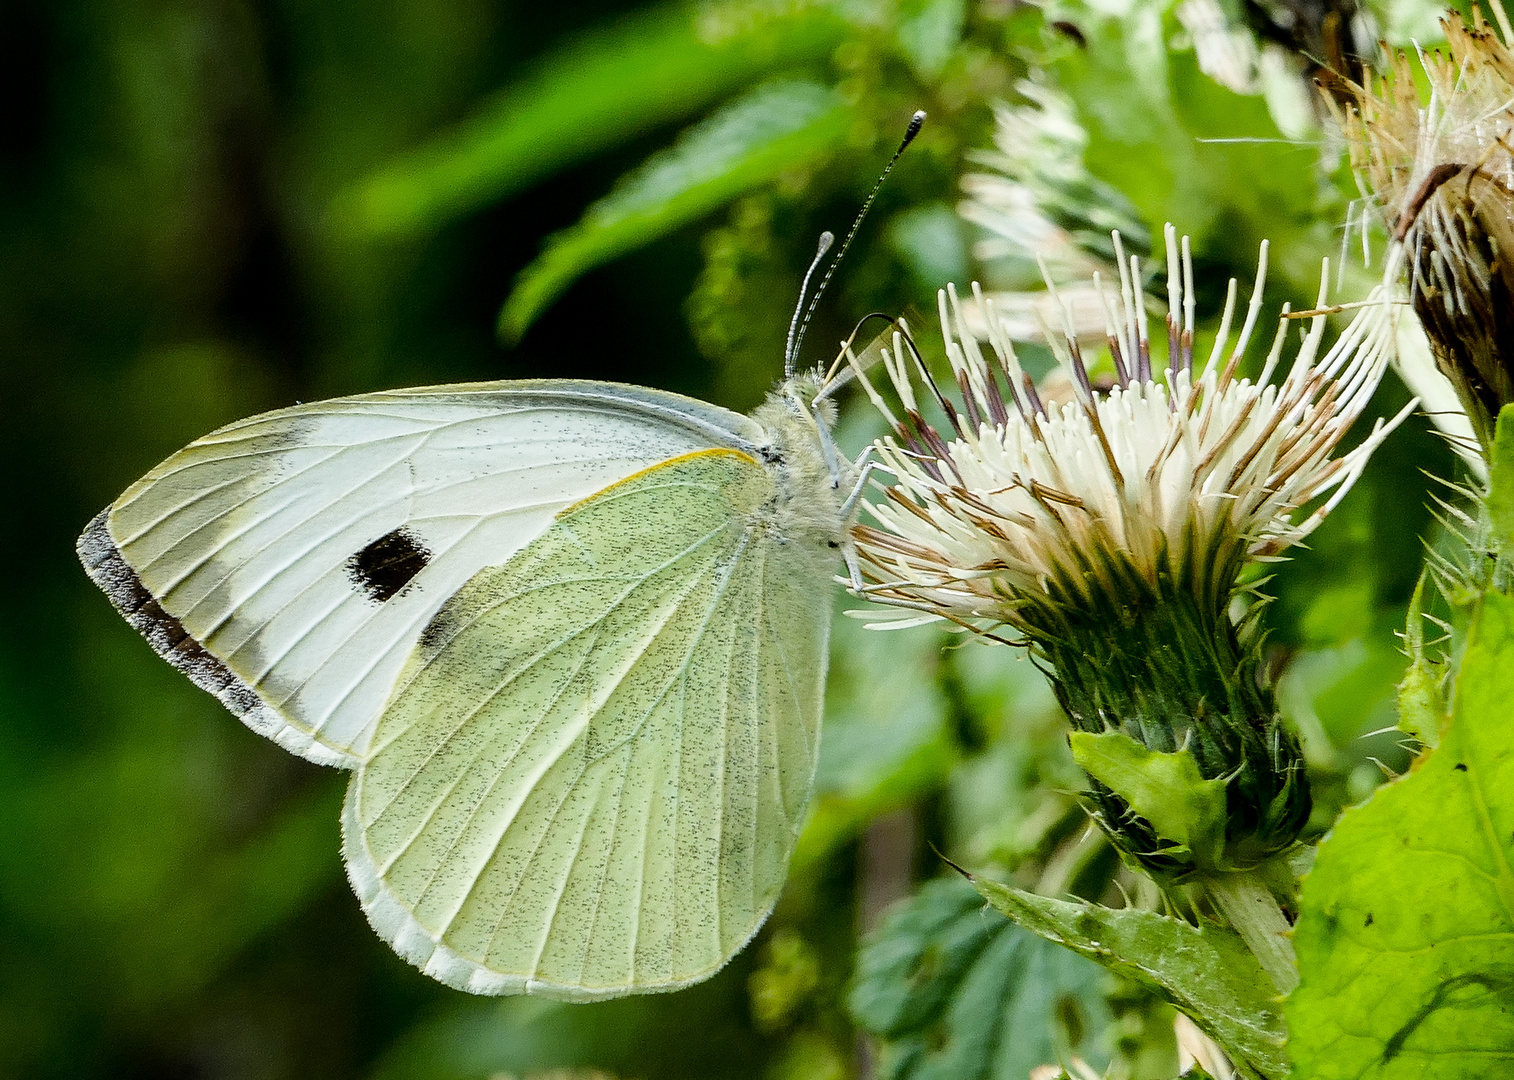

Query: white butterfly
left=77, top=107, right=926, bottom=999
left=77, top=366, right=867, bottom=1000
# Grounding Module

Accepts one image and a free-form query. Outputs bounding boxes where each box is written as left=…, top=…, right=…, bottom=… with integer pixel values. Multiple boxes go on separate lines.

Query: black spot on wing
left=75, top=509, right=265, bottom=719
left=347, top=527, right=431, bottom=603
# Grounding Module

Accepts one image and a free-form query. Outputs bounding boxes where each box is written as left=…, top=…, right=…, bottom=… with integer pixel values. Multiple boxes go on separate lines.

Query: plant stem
left=1202, top=870, right=1298, bottom=995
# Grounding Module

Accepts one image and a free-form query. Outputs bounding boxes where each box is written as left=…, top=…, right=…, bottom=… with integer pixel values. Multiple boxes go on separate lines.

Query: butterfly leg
left=843, top=543, right=866, bottom=592
left=838, top=460, right=880, bottom=522
left=811, top=402, right=846, bottom=488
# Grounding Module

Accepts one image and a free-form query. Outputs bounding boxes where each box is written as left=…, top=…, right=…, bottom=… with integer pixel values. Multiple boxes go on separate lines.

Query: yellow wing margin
left=553, top=448, right=760, bottom=518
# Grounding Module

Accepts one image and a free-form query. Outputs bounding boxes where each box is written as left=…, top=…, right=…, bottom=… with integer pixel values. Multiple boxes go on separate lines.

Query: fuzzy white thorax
left=849, top=226, right=1411, bottom=633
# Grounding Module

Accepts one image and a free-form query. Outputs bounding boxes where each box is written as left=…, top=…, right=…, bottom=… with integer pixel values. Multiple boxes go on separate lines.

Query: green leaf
left=889, top=202, right=971, bottom=289
left=850, top=877, right=1112, bottom=1080
left=1487, top=404, right=1514, bottom=556
left=1287, top=589, right=1514, bottom=1079
left=333, top=1, right=851, bottom=240
left=1051, top=3, right=1326, bottom=296
left=1069, top=731, right=1227, bottom=865
left=895, top=0, right=968, bottom=80
left=1396, top=573, right=1447, bottom=748
left=498, top=79, right=851, bottom=340
left=972, top=879, right=1287, bottom=1080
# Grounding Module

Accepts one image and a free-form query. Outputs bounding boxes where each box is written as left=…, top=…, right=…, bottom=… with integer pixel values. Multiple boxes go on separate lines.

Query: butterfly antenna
left=785, top=232, right=835, bottom=379
left=786, top=109, right=926, bottom=375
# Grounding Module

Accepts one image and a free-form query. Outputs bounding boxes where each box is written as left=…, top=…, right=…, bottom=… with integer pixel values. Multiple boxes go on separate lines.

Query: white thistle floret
left=850, top=226, right=1413, bottom=632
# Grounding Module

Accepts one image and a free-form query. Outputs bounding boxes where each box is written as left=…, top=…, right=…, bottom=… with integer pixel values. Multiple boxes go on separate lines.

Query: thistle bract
left=850, top=228, right=1408, bottom=874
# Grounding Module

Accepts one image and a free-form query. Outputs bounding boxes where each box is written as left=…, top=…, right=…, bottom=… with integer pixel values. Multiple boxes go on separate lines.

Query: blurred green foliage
left=0, top=0, right=1465, bottom=1077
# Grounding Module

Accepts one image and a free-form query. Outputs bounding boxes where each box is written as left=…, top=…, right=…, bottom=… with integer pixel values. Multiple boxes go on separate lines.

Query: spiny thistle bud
left=849, top=228, right=1410, bottom=877
left=1335, top=11, right=1514, bottom=454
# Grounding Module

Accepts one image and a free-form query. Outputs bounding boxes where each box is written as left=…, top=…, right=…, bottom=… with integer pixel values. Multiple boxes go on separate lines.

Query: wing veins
left=465, top=554, right=731, bottom=955
left=760, top=553, right=813, bottom=824
left=126, top=438, right=396, bottom=552
left=525, top=751, right=628, bottom=983
left=209, top=480, right=733, bottom=730
left=172, top=448, right=422, bottom=618
left=566, top=742, right=636, bottom=989
left=373, top=622, right=604, bottom=878
left=706, top=553, right=747, bottom=955
left=365, top=521, right=732, bottom=764
left=742, top=541, right=771, bottom=921
left=580, top=530, right=754, bottom=766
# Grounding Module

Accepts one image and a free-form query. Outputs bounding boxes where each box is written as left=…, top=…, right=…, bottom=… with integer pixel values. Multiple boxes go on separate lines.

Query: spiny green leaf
left=971, top=879, right=1286, bottom=1080
left=1287, top=589, right=1514, bottom=1079
left=1487, top=404, right=1514, bottom=556
left=1396, top=573, right=1446, bottom=748
left=850, top=877, right=1112, bottom=1080
left=1069, top=731, right=1227, bottom=865
left=498, top=79, right=850, bottom=340
left=333, top=1, right=851, bottom=240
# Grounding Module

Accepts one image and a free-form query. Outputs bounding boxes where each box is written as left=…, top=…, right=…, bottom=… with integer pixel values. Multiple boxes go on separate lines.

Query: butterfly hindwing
left=343, top=449, right=832, bottom=999
left=78, top=381, right=762, bottom=767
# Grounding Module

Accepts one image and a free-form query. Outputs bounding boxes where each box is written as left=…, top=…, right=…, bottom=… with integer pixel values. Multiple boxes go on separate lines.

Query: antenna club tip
left=905, top=111, right=926, bottom=140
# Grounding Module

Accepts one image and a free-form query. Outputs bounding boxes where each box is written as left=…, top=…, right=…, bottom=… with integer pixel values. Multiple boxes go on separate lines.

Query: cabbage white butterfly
left=74, top=113, right=922, bottom=1000
left=82, top=109, right=920, bottom=993
left=78, top=365, right=859, bottom=1000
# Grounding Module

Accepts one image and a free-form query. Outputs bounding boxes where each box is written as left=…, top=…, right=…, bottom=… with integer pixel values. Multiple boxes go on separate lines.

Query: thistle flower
left=1336, top=11, right=1514, bottom=454
left=848, top=227, right=1410, bottom=875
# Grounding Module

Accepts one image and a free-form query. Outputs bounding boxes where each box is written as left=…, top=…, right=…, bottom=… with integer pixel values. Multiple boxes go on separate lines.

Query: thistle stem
left=1201, top=870, right=1298, bottom=995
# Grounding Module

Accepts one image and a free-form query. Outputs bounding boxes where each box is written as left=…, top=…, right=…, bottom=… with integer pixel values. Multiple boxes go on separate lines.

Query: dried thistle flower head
left=1336, top=10, right=1514, bottom=452
left=847, top=227, right=1409, bottom=874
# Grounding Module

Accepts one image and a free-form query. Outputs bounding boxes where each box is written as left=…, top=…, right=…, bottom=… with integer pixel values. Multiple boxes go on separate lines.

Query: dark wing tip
left=77, top=509, right=265, bottom=720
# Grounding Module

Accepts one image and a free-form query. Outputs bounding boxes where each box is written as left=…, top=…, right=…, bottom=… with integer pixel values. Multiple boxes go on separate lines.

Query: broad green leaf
left=1069, top=731, right=1227, bottom=865
left=334, top=1, right=851, bottom=239
left=972, top=879, right=1287, bottom=1080
left=499, top=79, right=851, bottom=340
left=1287, top=590, right=1514, bottom=1079
left=1488, top=404, right=1514, bottom=556
left=889, top=203, right=971, bottom=289
left=850, top=877, right=1112, bottom=1080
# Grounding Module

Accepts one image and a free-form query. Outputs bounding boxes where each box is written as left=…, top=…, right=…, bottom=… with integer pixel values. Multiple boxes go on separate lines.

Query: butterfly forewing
left=79, top=381, right=762, bottom=767
left=343, top=449, right=832, bottom=999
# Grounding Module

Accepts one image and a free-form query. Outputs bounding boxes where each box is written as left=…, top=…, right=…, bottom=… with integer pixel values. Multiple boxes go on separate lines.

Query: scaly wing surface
left=77, top=381, right=762, bottom=766
left=343, top=450, right=832, bottom=999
